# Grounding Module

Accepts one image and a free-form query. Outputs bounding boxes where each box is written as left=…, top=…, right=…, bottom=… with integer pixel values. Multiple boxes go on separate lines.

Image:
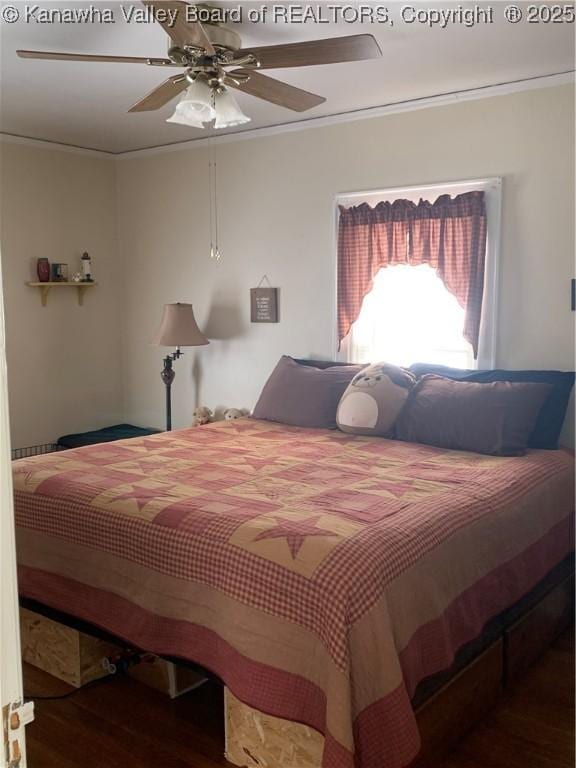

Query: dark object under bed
left=57, top=423, right=160, bottom=449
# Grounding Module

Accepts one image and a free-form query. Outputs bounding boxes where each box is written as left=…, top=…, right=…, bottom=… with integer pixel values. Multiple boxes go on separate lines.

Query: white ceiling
left=0, top=1, right=574, bottom=153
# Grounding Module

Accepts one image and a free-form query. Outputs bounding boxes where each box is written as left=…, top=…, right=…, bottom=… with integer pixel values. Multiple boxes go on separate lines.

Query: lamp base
left=161, top=353, right=179, bottom=431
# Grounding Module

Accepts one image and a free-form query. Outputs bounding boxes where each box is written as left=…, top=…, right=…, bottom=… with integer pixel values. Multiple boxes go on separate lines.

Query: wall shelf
left=26, top=282, right=98, bottom=307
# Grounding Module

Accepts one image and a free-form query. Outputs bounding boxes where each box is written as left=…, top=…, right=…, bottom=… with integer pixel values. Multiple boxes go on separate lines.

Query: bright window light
left=348, top=264, right=474, bottom=369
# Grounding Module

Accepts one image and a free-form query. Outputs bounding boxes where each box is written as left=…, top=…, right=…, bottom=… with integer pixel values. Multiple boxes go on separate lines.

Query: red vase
left=37, top=258, right=50, bottom=282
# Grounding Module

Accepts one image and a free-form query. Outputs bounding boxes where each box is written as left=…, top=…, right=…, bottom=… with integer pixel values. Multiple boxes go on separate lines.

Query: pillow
left=252, top=356, right=366, bottom=429
left=409, top=363, right=575, bottom=450
left=337, top=363, right=416, bottom=436
left=395, top=375, right=553, bottom=456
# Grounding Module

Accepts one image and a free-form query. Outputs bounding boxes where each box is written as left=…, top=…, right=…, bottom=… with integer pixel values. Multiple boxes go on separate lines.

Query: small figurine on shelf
left=192, top=406, right=213, bottom=427
left=51, top=263, right=68, bottom=282
left=81, top=252, right=94, bottom=282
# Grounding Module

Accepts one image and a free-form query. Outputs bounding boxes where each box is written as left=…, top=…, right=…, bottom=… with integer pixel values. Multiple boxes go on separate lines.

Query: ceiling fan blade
left=141, top=1, right=215, bottom=54
left=128, top=74, right=188, bottom=112
left=226, top=70, right=325, bottom=112
left=236, top=34, right=382, bottom=70
left=17, top=50, right=175, bottom=66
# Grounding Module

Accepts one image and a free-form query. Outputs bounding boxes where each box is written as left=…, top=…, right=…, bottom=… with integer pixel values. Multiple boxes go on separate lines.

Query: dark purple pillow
left=252, top=356, right=365, bottom=429
left=409, top=363, right=574, bottom=449
left=395, top=375, right=553, bottom=456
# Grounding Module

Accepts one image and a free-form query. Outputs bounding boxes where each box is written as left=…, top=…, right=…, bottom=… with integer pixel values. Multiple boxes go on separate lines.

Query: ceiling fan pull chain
left=213, top=153, right=221, bottom=261
left=208, top=149, right=214, bottom=259
left=208, top=142, right=221, bottom=261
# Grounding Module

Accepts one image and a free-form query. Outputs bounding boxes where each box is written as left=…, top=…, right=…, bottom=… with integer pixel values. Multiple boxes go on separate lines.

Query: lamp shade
left=166, top=79, right=215, bottom=128
left=152, top=303, right=209, bottom=347
left=214, top=89, right=251, bottom=129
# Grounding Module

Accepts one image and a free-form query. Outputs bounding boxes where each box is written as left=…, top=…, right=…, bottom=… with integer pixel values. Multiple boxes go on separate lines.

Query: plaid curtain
left=337, top=191, right=487, bottom=358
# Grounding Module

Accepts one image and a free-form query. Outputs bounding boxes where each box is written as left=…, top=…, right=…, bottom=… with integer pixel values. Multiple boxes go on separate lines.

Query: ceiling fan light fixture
left=166, top=105, right=206, bottom=128
left=213, top=88, right=251, bottom=129
left=166, top=77, right=215, bottom=127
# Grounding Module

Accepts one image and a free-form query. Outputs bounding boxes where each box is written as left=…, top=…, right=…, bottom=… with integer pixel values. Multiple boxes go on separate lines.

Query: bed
left=13, top=417, right=574, bottom=768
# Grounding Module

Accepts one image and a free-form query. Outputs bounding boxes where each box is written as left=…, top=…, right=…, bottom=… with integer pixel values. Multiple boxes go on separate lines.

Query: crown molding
left=0, top=132, right=114, bottom=158
left=1, top=71, right=573, bottom=159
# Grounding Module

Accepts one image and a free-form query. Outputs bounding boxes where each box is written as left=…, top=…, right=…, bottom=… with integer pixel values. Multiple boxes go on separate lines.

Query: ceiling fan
left=16, top=0, right=382, bottom=129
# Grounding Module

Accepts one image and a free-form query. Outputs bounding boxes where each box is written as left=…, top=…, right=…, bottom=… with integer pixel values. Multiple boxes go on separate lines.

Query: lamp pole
left=160, top=349, right=182, bottom=431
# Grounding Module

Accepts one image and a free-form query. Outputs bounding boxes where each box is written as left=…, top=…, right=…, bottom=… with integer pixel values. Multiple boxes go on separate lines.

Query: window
left=336, top=179, right=501, bottom=369
left=349, top=264, right=474, bottom=368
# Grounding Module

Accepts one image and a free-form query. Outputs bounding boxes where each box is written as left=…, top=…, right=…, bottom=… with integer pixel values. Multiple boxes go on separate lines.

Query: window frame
left=333, top=177, right=502, bottom=370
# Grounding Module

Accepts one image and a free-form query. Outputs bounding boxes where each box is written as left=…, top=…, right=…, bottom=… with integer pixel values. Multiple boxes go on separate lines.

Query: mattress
left=14, top=419, right=574, bottom=768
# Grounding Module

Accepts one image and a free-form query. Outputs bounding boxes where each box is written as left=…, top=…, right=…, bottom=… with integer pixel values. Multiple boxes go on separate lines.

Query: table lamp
left=152, top=302, right=209, bottom=431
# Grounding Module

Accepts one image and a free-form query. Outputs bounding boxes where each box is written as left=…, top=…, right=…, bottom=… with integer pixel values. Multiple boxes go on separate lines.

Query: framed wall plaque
left=251, top=287, right=278, bottom=323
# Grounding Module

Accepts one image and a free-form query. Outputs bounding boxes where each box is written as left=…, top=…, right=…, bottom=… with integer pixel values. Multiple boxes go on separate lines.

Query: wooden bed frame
left=20, top=556, right=573, bottom=767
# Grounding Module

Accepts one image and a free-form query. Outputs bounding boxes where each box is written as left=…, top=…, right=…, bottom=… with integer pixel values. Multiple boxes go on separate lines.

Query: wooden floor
left=443, top=628, right=574, bottom=768
left=23, top=629, right=574, bottom=768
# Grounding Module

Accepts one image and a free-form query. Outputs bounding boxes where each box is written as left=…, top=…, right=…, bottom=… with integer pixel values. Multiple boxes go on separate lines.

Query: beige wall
left=1, top=84, right=573, bottom=448
left=0, top=142, right=123, bottom=448
left=116, top=84, right=574, bottom=442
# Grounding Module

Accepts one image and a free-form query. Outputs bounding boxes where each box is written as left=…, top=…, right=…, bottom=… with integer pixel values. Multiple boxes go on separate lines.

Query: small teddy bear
left=224, top=408, right=244, bottom=421
left=192, top=406, right=213, bottom=427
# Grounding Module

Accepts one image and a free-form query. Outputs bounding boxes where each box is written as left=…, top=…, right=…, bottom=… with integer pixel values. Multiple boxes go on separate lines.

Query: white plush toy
left=192, top=406, right=213, bottom=426
left=224, top=408, right=244, bottom=421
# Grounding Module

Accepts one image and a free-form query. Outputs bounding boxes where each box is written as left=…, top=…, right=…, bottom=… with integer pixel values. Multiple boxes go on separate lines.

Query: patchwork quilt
left=14, top=419, right=574, bottom=768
